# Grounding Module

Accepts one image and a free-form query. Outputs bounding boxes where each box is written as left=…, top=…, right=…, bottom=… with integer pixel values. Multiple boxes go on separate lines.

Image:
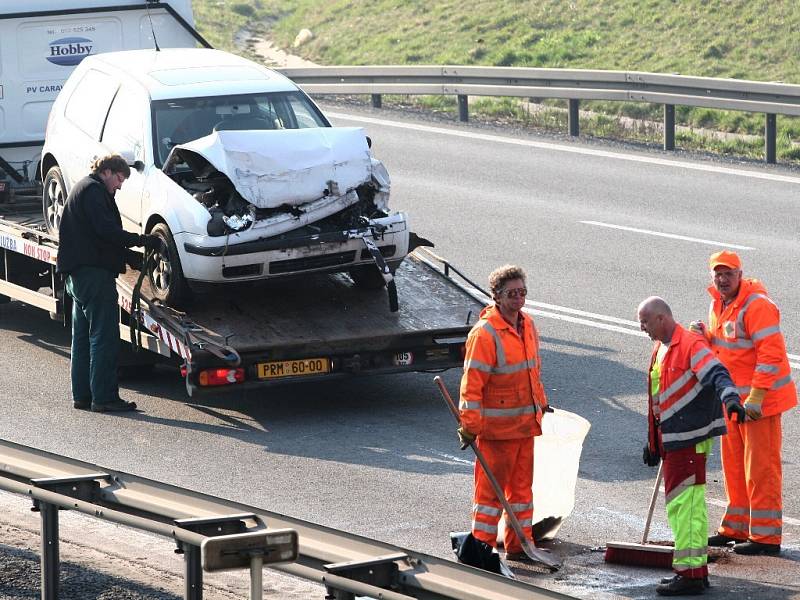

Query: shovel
left=434, top=376, right=561, bottom=571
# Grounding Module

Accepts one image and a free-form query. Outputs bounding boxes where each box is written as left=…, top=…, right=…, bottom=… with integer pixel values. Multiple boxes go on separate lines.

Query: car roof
left=85, top=48, right=298, bottom=100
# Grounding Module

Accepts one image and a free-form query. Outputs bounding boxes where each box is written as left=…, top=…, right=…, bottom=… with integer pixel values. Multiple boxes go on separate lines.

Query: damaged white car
left=40, top=48, right=416, bottom=306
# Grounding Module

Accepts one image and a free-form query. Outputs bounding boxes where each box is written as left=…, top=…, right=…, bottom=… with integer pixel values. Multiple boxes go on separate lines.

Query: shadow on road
left=3, top=298, right=670, bottom=484
left=109, top=332, right=657, bottom=483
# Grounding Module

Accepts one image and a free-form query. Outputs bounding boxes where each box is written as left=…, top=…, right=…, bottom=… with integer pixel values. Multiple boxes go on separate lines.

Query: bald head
left=637, top=296, right=676, bottom=343
left=638, top=296, right=672, bottom=318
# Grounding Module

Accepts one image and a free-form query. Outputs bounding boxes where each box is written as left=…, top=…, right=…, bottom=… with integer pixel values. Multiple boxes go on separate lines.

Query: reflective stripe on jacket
left=647, top=324, right=733, bottom=453
left=459, top=305, right=546, bottom=440
left=707, top=279, right=797, bottom=418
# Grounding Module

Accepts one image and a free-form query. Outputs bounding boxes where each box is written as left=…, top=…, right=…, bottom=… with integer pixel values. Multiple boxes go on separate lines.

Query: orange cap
left=709, top=250, right=741, bottom=270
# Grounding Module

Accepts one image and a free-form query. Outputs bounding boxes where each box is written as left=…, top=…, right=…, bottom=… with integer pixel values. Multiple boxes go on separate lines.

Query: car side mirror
left=118, top=149, right=144, bottom=173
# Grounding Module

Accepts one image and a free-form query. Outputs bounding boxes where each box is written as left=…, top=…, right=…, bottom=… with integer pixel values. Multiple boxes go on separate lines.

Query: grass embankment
left=192, top=0, right=800, bottom=162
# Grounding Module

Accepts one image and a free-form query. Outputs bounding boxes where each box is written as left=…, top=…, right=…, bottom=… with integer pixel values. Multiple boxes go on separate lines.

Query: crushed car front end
left=161, top=127, right=410, bottom=284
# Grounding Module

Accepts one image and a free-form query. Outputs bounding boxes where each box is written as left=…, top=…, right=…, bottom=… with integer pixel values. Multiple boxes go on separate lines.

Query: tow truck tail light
left=198, top=368, right=246, bottom=387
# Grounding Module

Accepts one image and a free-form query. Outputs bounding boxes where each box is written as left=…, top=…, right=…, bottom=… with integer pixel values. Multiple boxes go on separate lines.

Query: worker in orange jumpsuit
left=458, top=264, right=550, bottom=561
left=692, top=250, right=796, bottom=555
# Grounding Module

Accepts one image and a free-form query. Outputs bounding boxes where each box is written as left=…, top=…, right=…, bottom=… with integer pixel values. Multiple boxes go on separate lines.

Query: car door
left=100, top=85, right=149, bottom=233
left=59, top=68, right=119, bottom=188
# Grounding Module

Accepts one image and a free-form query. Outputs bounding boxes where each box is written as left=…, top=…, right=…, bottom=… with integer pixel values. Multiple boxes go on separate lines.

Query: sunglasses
left=500, top=287, right=527, bottom=298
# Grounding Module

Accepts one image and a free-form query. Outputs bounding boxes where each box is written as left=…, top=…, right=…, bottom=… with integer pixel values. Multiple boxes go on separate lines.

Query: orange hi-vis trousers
left=718, top=414, right=783, bottom=545
left=471, top=437, right=534, bottom=554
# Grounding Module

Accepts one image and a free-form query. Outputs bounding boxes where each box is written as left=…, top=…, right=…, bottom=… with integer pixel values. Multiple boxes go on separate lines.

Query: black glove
left=543, top=405, right=555, bottom=413
left=141, top=234, right=167, bottom=255
left=643, top=444, right=660, bottom=467
left=125, top=249, right=143, bottom=271
left=724, top=397, right=747, bottom=423
left=457, top=427, right=476, bottom=450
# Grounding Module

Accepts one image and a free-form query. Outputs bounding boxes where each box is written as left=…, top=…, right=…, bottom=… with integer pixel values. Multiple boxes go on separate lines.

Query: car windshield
left=152, top=91, right=329, bottom=166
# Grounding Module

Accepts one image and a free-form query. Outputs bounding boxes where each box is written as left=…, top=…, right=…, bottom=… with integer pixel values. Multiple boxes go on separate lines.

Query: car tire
left=349, top=264, right=387, bottom=290
left=43, top=166, right=67, bottom=235
left=147, top=222, right=191, bottom=307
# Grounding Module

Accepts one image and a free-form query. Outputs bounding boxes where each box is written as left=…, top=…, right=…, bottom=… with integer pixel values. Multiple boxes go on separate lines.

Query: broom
left=604, top=460, right=674, bottom=568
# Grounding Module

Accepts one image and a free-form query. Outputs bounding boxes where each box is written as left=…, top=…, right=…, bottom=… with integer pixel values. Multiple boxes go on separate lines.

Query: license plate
left=256, top=357, right=330, bottom=379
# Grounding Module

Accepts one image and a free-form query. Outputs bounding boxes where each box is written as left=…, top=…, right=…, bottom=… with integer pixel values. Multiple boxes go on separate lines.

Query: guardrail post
left=184, top=544, right=203, bottom=600
left=371, top=94, right=382, bottom=109
left=457, top=95, right=469, bottom=122
left=664, top=104, right=675, bottom=151
left=765, top=113, right=777, bottom=164
left=568, top=99, right=579, bottom=136
left=39, top=501, right=60, bottom=600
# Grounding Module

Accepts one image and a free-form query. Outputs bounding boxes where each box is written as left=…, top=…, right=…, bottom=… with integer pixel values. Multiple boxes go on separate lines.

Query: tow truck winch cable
left=129, top=249, right=157, bottom=352
left=129, top=251, right=241, bottom=366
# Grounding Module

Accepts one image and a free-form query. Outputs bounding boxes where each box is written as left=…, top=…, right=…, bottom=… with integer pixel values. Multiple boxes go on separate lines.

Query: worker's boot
left=655, top=575, right=705, bottom=596
left=660, top=575, right=710, bottom=589
left=707, top=533, right=739, bottom=546
left=732, top=540, right=781, bottom=555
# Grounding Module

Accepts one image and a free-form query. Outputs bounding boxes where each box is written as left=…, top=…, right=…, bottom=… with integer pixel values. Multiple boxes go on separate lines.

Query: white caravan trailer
left=0, top=0, right=207, bottom=197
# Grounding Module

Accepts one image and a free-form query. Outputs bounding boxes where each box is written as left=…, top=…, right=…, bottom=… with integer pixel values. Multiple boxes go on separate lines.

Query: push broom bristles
left=604, top=541, right=674, bottom=569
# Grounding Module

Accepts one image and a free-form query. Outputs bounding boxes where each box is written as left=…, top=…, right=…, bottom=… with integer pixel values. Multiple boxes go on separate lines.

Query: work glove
left=723, top=396, right=747, bottom=423
left=743, top=388, right=767, bottom=420
left=543, top=404, right=555, bottom=413
left=642, top=444, right=660, bottom=467
left=141, top=234, right=168, bottom=256
left=125, top=249, right=143, bottom=271
left=457, top=427, right=476, bottom=450
left=688, top=320, right=707, bottom=336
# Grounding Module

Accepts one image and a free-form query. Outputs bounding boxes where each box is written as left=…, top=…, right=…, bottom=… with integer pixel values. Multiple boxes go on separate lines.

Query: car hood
left=166, top=127, right=373, bottom=209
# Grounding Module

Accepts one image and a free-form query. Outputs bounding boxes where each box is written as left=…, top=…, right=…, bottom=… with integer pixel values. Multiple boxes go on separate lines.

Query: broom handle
left=434, top=376, right=561, bottom=570
left=433, top=377, right=539, bottom=547
left=642, top=460, right=664, bottom=544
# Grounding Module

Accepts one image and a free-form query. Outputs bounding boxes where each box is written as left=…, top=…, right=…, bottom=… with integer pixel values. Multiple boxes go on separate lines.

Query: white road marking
left=463, top=285, right=647, bottom=336
left=580, top=221, right=756, bottom=250
left=462, top=286, right=799, bottom=370
left=708, top=498, right=800, bottom=526
left=327, top=111, right=800, bottom=185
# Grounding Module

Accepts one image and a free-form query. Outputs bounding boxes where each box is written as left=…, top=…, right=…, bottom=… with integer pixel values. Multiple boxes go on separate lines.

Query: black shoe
left=707, top=533, right=740, bottom=546
left=91, top=399, right=137, bottom=413
left=656, top=575, right=705, bottom=596
left=73, top=399, right=91, bottom=410
left=660, top=575, right=710, bottom=589
left=733, top=540, right=781, bottom=555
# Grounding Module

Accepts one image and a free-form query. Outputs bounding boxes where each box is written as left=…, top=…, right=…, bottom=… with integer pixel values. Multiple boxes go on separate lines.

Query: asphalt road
left=0, top=102, right=798, bottom=598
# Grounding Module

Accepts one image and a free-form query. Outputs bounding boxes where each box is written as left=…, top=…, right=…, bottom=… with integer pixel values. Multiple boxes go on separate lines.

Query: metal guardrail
left=0, top=438, right=576, bottom=600
left=279, top=65, right=800, bottom=163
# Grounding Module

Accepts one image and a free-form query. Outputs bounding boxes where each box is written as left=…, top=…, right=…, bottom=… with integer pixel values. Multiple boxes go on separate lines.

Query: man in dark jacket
left=637, top=297, right=746, bottom=596
left=56, top=154, right=162, bottom=412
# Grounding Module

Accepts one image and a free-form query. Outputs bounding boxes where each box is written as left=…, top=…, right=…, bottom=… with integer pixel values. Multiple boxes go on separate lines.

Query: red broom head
left=604, top=541, right=674, bottom=569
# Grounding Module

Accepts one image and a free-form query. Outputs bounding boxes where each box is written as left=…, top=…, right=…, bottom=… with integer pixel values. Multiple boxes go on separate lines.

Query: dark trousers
left=66, top=266, right=119, bottom=406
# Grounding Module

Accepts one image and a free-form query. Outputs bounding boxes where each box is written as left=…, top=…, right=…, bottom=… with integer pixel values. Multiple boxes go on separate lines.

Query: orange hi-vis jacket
left=459, top=305, right=547, bottom=440
left=707, top=278, right=797, bottom=417
left=646, top=324, right=736, bottom=454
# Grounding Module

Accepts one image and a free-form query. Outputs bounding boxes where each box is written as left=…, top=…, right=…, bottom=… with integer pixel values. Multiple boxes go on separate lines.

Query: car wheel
left=43, top=166, right=67, bottom=235
left=349, top=264, right=388, bottom=290
left=147, top=222, right=191, bottom=307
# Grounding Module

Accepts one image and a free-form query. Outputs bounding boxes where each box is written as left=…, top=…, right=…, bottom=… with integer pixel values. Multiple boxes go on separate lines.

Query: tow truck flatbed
left=1, top=206, right=486, bottom=395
